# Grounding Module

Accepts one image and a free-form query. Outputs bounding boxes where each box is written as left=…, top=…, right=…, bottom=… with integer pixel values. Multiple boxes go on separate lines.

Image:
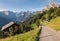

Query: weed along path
left=39, top=26, right=60, bottom=41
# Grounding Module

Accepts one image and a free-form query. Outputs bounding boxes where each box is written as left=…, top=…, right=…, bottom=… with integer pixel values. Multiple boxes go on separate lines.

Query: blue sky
left=0, top=0, right=60, bottom=12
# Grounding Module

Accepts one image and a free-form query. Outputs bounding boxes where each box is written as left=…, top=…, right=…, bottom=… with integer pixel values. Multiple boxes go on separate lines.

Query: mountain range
left=0, top=11, right=35, bottom=28
left=0, top=1, right=59, bottom=28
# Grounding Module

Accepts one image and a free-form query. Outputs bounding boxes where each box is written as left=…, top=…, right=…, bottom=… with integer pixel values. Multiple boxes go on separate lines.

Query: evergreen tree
left=9, top=27, right=15, bottom=36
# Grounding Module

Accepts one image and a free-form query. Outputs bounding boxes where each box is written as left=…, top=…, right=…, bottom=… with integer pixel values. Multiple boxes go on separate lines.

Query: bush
left=9, top=27, right=15, bottom=36
left=0, top=31, right=4, bottom=38
left=36, top=20, right=40, bottom=27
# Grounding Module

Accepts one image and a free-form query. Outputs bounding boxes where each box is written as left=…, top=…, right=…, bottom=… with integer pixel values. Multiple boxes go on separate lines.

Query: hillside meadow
left=0, top=23, right=41, bottom=41
left=47, top=17, right=60, bottom=31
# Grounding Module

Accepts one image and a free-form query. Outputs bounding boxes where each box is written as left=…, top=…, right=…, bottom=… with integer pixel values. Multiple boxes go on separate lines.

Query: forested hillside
left=42, top=6, right=60, bottom=31
left=0, top=6, right=60, bottom=41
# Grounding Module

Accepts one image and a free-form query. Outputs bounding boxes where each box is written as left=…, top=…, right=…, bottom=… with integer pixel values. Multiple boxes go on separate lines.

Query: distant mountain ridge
left=0, top=11, right=35, bottom=26
left=0, top=1, right=60, bottom=28
left=0, top=11, right=17, bottom=21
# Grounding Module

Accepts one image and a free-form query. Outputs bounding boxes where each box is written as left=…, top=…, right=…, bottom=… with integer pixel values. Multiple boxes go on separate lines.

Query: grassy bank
left=47, top=17, right=60, bottom=31
left=0, top=27, right=40, bottom=41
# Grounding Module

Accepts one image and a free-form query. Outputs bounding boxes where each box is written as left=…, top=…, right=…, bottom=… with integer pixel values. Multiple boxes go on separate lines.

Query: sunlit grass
left=47, top=17, right=60, bottom=31
left=31, top=23, right=37, bottom=29
left=0, top=26, right=40, bottom=41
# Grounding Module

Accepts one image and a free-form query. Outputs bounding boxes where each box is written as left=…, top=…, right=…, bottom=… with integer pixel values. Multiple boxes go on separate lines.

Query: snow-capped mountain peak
left=43, top=1, right=59, bottom=10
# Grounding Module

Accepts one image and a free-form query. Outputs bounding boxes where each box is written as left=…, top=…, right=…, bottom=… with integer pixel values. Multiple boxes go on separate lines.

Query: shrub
left=0, top=31, right=4, bottom=38
left=9, top=27, right=15, bottom=36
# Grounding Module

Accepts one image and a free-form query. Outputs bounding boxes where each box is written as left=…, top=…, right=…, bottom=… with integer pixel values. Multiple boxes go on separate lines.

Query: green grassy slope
left=47, top=17, right=60, bottom=31
left=0, top=24, right=40, bottom=41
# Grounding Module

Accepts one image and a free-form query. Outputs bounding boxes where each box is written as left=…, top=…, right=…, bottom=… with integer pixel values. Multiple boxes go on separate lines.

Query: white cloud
left=0, top=8, right=8, bottom=11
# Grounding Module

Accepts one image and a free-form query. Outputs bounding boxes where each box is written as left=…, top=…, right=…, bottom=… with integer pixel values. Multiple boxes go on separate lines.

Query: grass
left=0, top=24, right=40, bottom=41
left=31, top=23, right=37, bottom=29
left=47, top=17, right=60, bottom=31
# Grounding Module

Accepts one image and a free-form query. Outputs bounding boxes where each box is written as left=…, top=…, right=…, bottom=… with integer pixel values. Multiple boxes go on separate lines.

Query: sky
left=0, top=0, right=60, bottom=12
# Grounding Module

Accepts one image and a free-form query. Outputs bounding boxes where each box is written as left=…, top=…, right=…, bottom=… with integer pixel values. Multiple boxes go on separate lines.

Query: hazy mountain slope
left=0, top=16, right=12, bottom=29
